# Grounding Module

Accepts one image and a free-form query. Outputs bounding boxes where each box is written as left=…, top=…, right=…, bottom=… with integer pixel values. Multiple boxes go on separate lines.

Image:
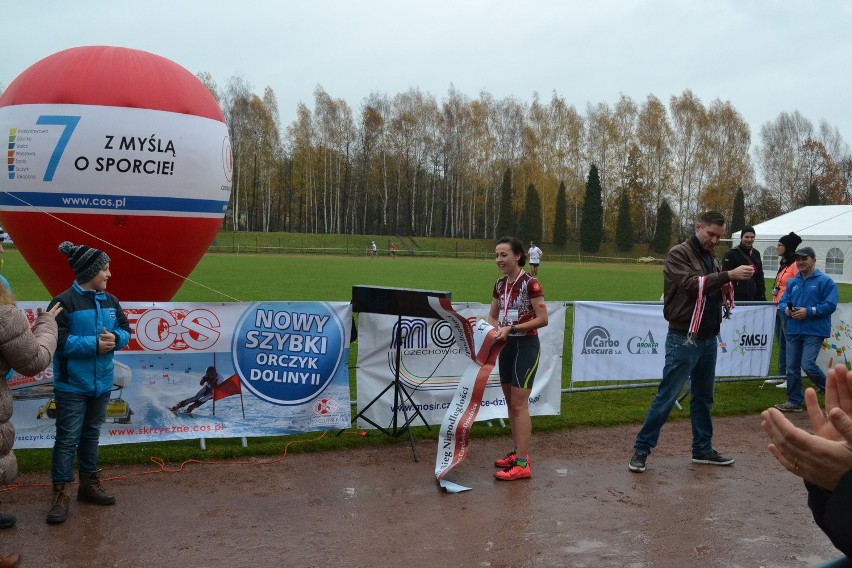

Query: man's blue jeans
left=634, top=331, right=717, bottom=457
left=774, top=310, right=788, bottom=376
left=785, top=334, right=827, bottom=406
left=51, top=391, right=110, bottom=484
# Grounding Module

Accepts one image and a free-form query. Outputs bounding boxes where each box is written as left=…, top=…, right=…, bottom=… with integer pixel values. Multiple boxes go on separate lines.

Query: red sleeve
left=528, top=277, right=544, bottom=298
left=492, top=278, right=503, bottom=300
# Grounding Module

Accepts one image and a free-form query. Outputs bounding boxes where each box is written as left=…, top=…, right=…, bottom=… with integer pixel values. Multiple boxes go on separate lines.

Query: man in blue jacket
left=45, top=242, right=131, bottom=524
left=776, top=246, right=838, bottom=413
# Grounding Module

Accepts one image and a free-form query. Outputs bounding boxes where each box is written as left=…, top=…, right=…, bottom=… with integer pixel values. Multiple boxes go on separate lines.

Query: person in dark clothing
left=762, top=364, right=852, bottom=566
left=722, top=225, right=766, bottom=301
left=628, top=211, right=755, bottom=473
left=170, top=366, right=221, bottom=414
left=770, top=232, right=802, bottom=381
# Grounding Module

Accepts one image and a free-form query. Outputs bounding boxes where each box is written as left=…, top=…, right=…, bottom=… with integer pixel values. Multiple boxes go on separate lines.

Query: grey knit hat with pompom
left=58, top=241, right=111, bottom=284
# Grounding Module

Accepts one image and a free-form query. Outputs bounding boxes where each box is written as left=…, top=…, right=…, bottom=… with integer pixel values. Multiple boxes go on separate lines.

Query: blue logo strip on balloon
left=232, top=302, right=346, bottom=406
left=0, top=192, right=229, bottom=214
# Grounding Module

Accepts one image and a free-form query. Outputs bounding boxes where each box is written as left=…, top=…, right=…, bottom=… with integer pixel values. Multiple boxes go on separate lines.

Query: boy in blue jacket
left=45, top=242, right=131, bottom=525
left=776, top=246, right=839, bottom=413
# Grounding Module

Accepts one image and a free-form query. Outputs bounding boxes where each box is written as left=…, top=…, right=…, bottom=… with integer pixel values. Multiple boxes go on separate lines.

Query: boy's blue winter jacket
left=48, top=281, right=131, bottom=397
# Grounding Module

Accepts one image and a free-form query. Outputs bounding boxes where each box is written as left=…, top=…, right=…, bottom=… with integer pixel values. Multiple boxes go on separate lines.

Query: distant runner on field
left=527, top=241, right=542, bottom=276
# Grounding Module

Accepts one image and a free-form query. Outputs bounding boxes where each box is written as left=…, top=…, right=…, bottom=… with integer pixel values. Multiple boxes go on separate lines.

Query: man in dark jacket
left=628, top=211, right=755, bottom=473
left=722, top=225, right=766, bottom=301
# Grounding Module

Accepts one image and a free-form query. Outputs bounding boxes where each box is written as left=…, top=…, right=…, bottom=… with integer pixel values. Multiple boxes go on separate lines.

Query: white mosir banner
left=356, top=302, right=565, bottom=429
left=571, top=302, right=776, bottom=382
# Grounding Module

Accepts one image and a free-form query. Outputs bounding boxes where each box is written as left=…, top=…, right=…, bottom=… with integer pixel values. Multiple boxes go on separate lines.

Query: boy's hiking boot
left=46, top=484, right=70, bottom=524
left=78, top=472, right=116, bottom=506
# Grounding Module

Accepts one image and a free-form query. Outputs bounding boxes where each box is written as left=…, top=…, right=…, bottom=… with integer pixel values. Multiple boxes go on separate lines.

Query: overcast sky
left=3, top=0, right=851, bottom=154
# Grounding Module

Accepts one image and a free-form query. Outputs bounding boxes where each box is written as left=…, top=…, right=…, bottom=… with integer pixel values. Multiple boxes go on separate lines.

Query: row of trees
left=5, top=77, right=848, bottom=245
left=208, top=78, right=850, bottom=244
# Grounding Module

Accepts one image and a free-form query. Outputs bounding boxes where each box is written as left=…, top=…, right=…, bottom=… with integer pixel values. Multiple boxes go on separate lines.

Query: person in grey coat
left=0, top=281, right=61, bottom=567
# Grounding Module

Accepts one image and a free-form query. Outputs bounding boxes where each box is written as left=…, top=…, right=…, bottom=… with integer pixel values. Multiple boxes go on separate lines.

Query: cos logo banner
left=132, top=308, right=222, bottom=351
left=233, top=302, right=345, bottom=406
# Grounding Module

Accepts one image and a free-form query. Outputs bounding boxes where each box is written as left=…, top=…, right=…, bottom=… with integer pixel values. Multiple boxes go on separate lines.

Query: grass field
left=207, top=230, right=659, bottom=263
left=5, top=246, right=850, bottom=472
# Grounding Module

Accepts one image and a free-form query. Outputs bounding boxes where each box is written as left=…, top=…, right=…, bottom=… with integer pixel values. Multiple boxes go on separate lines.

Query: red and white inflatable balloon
left=0, top=46, right=231, bottom=301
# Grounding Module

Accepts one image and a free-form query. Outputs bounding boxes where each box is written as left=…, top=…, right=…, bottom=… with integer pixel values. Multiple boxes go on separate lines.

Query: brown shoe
left=46, top=483, right=70, bottom=524
left=0, top=553, right=21, bottom=568
left=78, top=471, right=116, bottom=506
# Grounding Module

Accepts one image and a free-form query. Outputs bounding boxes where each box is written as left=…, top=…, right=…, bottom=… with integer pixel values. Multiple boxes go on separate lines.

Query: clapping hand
left=761, top=364, right=852, bottom=491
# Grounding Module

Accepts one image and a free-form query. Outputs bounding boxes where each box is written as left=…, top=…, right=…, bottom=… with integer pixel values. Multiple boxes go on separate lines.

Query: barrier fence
left=10, top=299, right=845, bottom=448
left=561, top=301, right=788, bottom=393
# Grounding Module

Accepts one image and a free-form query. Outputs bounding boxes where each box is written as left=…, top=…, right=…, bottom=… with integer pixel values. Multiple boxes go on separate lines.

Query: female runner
left=487, top=237, right=548, bottom=480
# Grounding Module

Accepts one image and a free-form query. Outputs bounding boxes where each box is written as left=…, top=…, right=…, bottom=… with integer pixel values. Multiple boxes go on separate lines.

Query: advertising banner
left=355, top=302, right=565, bottom=429
left=571, top=302, right=775, bottom=381
left=10, top=301, right=352, bottom=448
left=816, top=303, right=852, bottom=373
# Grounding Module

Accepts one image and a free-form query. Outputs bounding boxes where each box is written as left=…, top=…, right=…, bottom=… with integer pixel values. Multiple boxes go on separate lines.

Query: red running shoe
left=494, top=451, right=517, bottom=468
left=494, top=462, right=532, bottom=481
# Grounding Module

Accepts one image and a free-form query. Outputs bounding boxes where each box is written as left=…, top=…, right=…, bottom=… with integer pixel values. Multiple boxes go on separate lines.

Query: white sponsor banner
left=0, top=104, right=230, bottom=216
left=816, top=303, right=852, bottom=373
left=571, top=302, right=775, bottom=381
left=10, top=301, right=351, bottom=448
left=356, top=302, right=565, bottom=428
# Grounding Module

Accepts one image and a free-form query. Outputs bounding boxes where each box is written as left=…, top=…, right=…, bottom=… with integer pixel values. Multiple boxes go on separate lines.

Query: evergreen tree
left=806, top=182, right=821, bottom=205
left=651, top=200, right=673, bottom=253
left=615, top=190, right=634, bottom=252
left=552, top=181, right=568, bottom=247
left=580, top=164, right=603, bottom=253
left=521, top=183, right=543, bottom=244
left=497, top=167, right=514, bottom=237
left=730, top=187, right=745, bottom=236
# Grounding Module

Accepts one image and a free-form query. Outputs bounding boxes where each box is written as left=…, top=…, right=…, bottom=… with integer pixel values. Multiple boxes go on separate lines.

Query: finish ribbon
left=687, top=277, right=735, bottom=346
left=428, top=297, right=503, bottom=493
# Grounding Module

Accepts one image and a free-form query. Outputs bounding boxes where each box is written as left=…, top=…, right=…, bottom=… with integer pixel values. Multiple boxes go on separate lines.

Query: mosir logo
left=581, top=326, right=621, bottom=355
left=392, top=317, right=465, bottom=356
left=131, top=308, right=221, bottom=351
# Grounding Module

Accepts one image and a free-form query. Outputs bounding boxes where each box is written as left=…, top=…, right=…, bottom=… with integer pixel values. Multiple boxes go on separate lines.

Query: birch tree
left=669, top=90, right=709, bottom=238
left=756, top=111, right=813, bottom=212
left=636, top=95, right=672, bottom=241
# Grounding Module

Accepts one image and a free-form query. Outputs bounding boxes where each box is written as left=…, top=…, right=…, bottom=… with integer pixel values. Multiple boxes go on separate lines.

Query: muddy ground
left=0, top=413, right=844, bottom=568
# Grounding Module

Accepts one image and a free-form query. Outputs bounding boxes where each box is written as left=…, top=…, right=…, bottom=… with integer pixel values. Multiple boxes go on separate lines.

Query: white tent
left=732, top=205, right=852, bottom=284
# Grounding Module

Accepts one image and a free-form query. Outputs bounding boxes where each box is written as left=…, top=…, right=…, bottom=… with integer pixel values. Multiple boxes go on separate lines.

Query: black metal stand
left=340, top=286, right=450, bottom=461
left=347, top=316, right=430, bottom=460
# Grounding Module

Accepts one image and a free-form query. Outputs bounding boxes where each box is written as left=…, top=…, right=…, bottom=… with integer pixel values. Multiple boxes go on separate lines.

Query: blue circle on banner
left=232, top=302, right=345, bottom=405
